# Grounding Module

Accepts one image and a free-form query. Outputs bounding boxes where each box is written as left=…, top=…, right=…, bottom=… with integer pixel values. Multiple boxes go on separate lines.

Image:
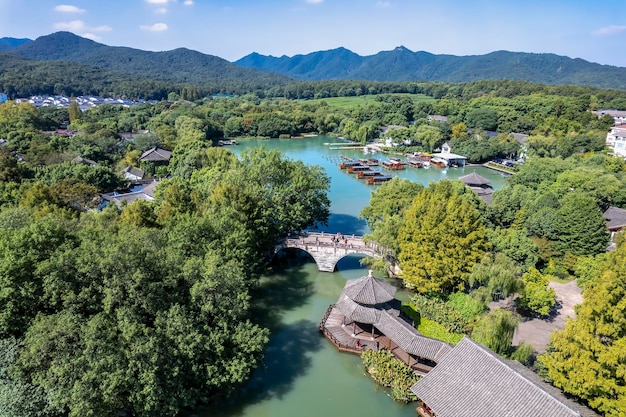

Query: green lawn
left=302, top=93, right=435, bottom=110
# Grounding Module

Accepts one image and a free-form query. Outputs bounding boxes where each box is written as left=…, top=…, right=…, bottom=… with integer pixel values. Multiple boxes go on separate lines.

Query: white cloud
left=592, top=25, right=626, bottom=37
left=376, top=1, right=391, bottom=7
left=54, top=4, right=85, bottom=13
left=145, top=0, right=170, bottom=4
left=82, top=33, right=101, bottom=41
left=54, top=20, right=86, bottom=31
left=53, top=20, right=111, bottom=33
left=140, top=23, right=168, bottom=32
left=155, top=7, right=167, bottom=14
left=305, top=0, right=323, bottom=3
left=184, top=0, right=194, bottom=5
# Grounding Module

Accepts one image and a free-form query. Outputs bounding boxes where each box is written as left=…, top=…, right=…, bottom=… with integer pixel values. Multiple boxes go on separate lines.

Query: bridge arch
left=274, top=232, right=383, bottom=272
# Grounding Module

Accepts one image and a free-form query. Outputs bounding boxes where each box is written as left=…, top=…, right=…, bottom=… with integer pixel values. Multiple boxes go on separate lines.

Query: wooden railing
left=319, top=305, right=363, bottom=354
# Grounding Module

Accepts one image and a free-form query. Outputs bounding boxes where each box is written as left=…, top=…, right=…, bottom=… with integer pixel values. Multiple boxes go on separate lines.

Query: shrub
left=361, top=349, right=419, bottom=403
left=417, top=318, right=464, bottom=345
left=511, top=342, right=535, bottom=366
left=447, top=292, right=487, bottom=320
left=410, top=294, right=471, bottom=333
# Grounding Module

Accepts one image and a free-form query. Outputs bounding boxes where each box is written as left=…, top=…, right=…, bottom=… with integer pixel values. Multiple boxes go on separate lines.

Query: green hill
left=235, top=46, right=626, bottom=90
left=13, top=32, right=291, bottom=90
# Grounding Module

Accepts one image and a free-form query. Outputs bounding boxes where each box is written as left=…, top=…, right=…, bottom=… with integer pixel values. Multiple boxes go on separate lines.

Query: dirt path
left=511, top=280, right=583, bottom=353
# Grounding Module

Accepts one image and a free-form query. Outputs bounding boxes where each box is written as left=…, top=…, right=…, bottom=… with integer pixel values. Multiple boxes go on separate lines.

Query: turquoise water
left=203, top=137, right=508, bottom=417
left=233, top=136, right=508, bottom=235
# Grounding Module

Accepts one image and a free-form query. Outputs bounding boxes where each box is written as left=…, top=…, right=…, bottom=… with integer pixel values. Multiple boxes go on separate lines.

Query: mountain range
left=1, top=32, right=626, bottom=92
left=235, top=46, right=626, bottom=90
left=1, top=32, right=289, bottom=89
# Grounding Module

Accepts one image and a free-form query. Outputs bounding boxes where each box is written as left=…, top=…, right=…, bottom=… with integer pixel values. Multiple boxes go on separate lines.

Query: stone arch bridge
left=275, top=231, right=383, bottom=272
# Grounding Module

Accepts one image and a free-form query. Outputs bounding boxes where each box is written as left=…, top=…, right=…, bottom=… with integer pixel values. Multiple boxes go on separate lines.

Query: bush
left=410, top=294, right=471, bottom=334
left=361, top=349, right=419, bottom=403
left=401, top=303, right=421, bottom=325
left=447, top=292, right=487, bottom=320
left=417, top=318, right=464, bottom=345
left=511, top=342, right=535, bottom=366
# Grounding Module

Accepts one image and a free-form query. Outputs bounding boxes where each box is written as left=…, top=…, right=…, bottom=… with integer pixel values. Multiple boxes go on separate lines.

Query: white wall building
left=606, top=125, right=626, bottom=157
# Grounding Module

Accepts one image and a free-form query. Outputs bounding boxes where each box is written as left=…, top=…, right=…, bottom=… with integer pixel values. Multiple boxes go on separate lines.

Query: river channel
left=204, top=136, right=508, bottom=417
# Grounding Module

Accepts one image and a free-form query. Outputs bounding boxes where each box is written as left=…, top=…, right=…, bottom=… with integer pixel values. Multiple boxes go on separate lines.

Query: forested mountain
left=235, top=46, right=626, bottom=90
left=0, top=53, right=176, bottom=99
left=11, top=32, right=290, bottom=88
left=0, top=37, right=31, bottom=52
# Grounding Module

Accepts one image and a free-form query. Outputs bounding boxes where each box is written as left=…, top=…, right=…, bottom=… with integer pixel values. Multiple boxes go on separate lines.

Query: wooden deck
left=319, top=305, right=434, bottom=375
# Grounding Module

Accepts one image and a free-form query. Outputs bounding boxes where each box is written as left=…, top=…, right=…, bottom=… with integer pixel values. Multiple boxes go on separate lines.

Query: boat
left=217, top=139, right=238, bottom=146
left=347, top=165, right=371, bottom=173
left=366, top=175, right=393, bottom=185
left=366, top=158, right=379, bottom=166
left=422, top=160, right=431, bottom=168
left=408, top=158, right=423, bottom=168
left=339, top=160, right=360, bottom=169
left=356, top=170, right=384, bottom=179
left=381, top=160, right=405, bottom=170
left=430, top=157, right=447, bottom=167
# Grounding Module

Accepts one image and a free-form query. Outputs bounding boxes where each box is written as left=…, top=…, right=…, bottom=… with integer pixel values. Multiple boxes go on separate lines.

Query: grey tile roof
left=336, top=293, right=383, bottom=324
left=140, top=147, right=172, bottom=162
left=375, top=311, right=452, bottom=362
left=342, top=270, right=397, bottom=304
left=603, top=206, right=626, bottom=230
left=411, top=337, right=599, bottom=417
left=459, top=171, right=491, bottom=186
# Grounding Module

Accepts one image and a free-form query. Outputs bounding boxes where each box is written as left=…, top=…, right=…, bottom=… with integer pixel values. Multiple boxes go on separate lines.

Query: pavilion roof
left=411, top=337, right=599, bottom=417
left=342, top=270, right=397, bottom=305
left=458, top=171, right=491, bottom=186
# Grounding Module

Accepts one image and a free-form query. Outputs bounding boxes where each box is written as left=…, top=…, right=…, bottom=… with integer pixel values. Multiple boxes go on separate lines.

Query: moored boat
left=430, top=157, right=447, bottom=167
left=382, top=160, right=405, bottom=170
left=366, top=174, right=393, bottom=185
left=356, top=170, right=384, bottom=179
left=339, top=160, right=360, bottom=169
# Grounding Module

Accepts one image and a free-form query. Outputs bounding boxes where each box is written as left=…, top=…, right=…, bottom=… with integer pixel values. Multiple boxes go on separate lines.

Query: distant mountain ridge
left=0, top=37, right=32, bottom=52
left=235, top=46, right=626, bottom=90
left=10, top=32, right=290, bottom=88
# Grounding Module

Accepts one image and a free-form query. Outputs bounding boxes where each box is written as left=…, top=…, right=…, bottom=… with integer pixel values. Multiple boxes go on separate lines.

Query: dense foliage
left=538, top=243, right=626, bottom=417
left=0, top=98, right=331, bottom=417
left=398, top=180, right=490, bottom=293
left=361, top=349, right=419, bottom=403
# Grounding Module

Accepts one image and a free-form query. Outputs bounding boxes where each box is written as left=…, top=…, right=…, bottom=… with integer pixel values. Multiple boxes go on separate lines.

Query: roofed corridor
left=320, top=304, right=438, bottom=375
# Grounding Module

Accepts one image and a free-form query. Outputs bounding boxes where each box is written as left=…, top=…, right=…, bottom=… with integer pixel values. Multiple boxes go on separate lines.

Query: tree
left=68, top=96, right=81, bottom=125
left=487, top=227, right=539, bottom=271
left=0, top=337, right=59, bottom=417
left=414, top=124, right=443, bottom=152
left=516, top=268, right=556, bottom=317
left=538, top=244, right=626, bottom=417
left=398, top=180, right=491, bottom=294
left=471, top=309, right=519, bottom=356
left=359, top=178, right=423, bottom=260
left=555, top=192, right=608, bottom=256
left=469, top=252, right=520, bottom=301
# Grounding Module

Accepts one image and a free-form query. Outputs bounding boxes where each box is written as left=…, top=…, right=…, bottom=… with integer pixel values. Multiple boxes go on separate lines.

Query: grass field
left=302, top=93, right=435, bottom=110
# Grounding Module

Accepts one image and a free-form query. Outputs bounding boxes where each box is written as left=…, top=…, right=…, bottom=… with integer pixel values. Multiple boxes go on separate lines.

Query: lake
left=201, top=137, right=508, bottom=417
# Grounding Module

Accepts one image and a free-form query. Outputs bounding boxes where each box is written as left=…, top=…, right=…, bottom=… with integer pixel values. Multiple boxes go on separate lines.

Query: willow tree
left=538, top=243, right=626, bottom=417
left=397, top=180, right=490, bottom=294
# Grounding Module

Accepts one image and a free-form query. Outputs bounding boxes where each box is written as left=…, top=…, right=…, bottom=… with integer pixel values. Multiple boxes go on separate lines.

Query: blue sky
left=1, top=0, right=625, bottom=66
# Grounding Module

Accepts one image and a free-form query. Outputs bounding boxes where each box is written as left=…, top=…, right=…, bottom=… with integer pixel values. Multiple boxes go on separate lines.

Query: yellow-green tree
left=538, top=243, right=626, bottom=417
left=397, top=180, right=490, bottom=293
